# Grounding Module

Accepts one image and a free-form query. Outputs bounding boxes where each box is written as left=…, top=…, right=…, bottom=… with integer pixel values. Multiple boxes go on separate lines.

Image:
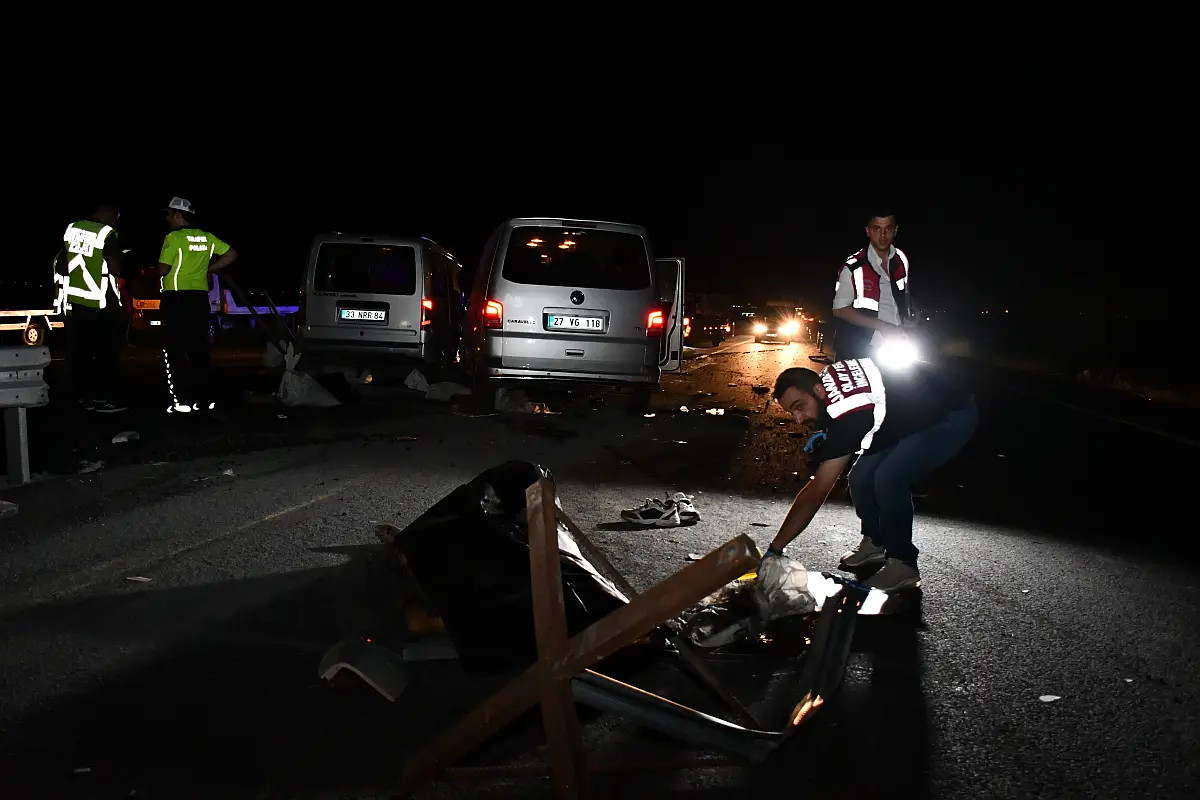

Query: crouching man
left=762, top=358, right=978, bottom=591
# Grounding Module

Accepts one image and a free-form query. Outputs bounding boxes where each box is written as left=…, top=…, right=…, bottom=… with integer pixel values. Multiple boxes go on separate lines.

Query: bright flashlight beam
left=876, top=338, right=919, bottom=369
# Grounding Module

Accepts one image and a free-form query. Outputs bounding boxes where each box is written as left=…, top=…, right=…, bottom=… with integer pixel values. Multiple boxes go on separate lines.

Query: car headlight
left=753, top=322, right=767, bottom=334
left=782, top=320, right=800, bottom=335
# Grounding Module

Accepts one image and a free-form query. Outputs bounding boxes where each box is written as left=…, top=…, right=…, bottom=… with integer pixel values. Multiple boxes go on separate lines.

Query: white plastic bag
left=277, top=343, right=341, bottom=408
left=756, top=553, right=817, bottom=618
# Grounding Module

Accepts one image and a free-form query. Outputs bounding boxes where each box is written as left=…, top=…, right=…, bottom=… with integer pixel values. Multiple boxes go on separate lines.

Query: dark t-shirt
left=815, top=358, right=971, bottom=462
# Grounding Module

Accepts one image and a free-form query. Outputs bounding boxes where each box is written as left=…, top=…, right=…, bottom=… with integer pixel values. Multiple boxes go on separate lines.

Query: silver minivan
left=464, top=217, right=685, bottom=399
left=299, top=234, right=465, bottom=369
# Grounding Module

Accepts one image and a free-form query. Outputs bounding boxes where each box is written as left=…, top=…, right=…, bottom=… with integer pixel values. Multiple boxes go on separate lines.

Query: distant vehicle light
left=782, top=319, right=800, bottom=336
left=753, top=322, right=767, bottom=334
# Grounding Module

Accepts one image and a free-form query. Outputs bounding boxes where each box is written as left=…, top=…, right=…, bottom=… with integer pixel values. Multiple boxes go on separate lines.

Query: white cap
left=166, top=197, right=196, bottom=214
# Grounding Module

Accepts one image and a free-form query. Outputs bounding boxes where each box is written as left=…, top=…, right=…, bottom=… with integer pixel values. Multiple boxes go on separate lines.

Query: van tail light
left=646, top=309, right=665, bottom=337
left=422, top=298, right=433, bottom=327
left=483, top=299, right=503, bottom=329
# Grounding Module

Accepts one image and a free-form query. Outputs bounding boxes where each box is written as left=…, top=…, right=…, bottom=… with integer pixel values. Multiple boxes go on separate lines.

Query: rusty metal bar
left=527, top=479, right=589, bottom=799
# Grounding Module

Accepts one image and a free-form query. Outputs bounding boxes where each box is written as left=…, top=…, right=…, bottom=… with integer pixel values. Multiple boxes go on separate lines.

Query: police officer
left=54, top=203, right=128, bottom=413
left=156, top=197, right=238, bottom=413
left=830, top=211, right=918, bottom=361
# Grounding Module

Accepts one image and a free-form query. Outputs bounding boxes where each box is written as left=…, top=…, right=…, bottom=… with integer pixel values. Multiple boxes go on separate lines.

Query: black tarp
left=393, top=461, right=629, bottom=675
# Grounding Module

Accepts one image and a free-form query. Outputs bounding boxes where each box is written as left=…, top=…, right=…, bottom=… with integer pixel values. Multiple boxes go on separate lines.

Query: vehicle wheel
left=628, top=385, right=655, bottom=416
left=23, top=321, right=46, bottom=346
left=710, top=333, right=722, bottom=347
left=754, top=337, right=763, bottom=344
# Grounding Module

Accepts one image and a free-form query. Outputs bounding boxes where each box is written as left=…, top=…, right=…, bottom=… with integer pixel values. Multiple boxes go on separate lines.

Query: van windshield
left=501, top=227, right=650, bottom=290
left=314, top=243, right=417, bottom=295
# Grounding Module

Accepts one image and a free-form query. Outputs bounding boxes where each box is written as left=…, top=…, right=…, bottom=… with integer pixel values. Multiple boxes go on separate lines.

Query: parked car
left=684, top=313, right=731, bottom=347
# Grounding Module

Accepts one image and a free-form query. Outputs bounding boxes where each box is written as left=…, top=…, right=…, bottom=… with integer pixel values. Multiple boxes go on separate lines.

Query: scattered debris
left=72, top=767, right=91, bottom=774
left=751, top=385, right=770, bottom=395
left=750, top=522, right=770, bottom=527
left=757, top=553, right=817, bottom=616
left=1021, top=589, right=1030, bottom=594
left=395, top=435, right=419, bottom=442
left=727, top=383, right=737, bottom=387
left=817, top=539, right=828, bottom=545
left=404, top=369, right=431, bottom=393
left=679, top=405, right=689, bottom=413
left=278, top=343, right=341, bottom=408
left=1124, top=678, right=1134, bottom=683
left=344, top=367, right=373, bottom=385
left=125, top=576, right=153, bottom=583
left=997, top=454, right=1006, bottom=458
left=704, top=408, right=725, bottom=416
left=0, top=500, right=18, bottom=519
left=620, top=492, right=701, bottom=527
left=686, top=553, right=703, bottom=561
left=222, top=468, right=235, bottom=477
left=643, top=413, right=656, bottom=418
left=78, top=460, right=104, bottom=474
left=495, top=387, right=553, bottom=414
left=111, top=430, right=139, bottom=444
left=425, top=382, right=472, bottom=402
left=1038, top=694, right=1061, bottom=703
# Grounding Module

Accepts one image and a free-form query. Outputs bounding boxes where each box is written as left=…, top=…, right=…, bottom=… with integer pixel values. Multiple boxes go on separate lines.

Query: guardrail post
left=1, top=346, right=51, bottom=487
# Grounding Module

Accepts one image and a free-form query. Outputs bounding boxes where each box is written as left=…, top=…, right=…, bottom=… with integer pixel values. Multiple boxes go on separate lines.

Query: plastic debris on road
left=125, top=576, right=153, bottom=583
left=757, top=553, right=818, bottom=618
left=111, top=430, right=139, bottom=444
left=78, top=460, right=104, bottom=474
left=278, top=343, right=341, bottom=408
left=404, top=369, right=430, bottom=393
left=0, top=500, right=17, bottom=519
left=1039, top=694, right=1061, bottom=702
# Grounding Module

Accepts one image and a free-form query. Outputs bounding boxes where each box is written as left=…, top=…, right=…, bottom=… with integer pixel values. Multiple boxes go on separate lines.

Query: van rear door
left=494, top=225, right=658, bottom=377
left=654, top=257, right=685, bottom=373
left=304, top=239, right=423, bottom=351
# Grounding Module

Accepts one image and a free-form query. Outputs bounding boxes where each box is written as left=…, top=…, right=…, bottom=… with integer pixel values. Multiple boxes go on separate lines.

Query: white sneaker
left=863, top=558, right=922, bottom=592
left=665, top=492, right=702, bottom=523
left=839, top=536, right=887, bottom=569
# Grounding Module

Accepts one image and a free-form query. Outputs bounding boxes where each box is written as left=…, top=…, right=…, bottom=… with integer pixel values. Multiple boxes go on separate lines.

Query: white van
left=463, top=217, right=685, bottom=403
left=299, top=234, right=465, bottom=370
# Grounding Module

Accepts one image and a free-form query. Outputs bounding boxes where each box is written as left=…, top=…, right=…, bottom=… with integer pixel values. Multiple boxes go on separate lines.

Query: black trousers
left=161, top=290, right=212, bottom=409
left=64, top=305, right=124, bottom=402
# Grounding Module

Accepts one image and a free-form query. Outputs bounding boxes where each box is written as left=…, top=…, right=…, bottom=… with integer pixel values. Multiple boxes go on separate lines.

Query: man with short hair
left=54, top=202, right=128, bottom=413
left=830, top=211, right=917, bottom=361
left=156, top=197, right=238, bottom=413
left=761, top=358, right=977, bottom=591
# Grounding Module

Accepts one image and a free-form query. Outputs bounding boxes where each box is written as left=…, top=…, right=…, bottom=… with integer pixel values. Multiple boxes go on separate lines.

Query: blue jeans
left=847, top=397, right=979, bottom=566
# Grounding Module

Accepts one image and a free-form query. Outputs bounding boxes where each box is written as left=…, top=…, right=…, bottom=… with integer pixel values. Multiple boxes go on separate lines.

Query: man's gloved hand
left=758, top=546, right=784, bottom=574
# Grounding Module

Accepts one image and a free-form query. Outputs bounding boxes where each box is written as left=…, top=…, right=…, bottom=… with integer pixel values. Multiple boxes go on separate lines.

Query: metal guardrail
left=1, top=346, right=50, bottom=486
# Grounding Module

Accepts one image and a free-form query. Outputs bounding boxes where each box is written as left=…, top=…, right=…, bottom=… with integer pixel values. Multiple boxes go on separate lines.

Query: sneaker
left=89, top=400, right=128, bottom=413
left=665, top=492, right=702, bottom=523
left=620, top=499, right=682, bottom=527
left=838, top=535, right=887, bottom=569
left=862, top=558, right=922, bottom=592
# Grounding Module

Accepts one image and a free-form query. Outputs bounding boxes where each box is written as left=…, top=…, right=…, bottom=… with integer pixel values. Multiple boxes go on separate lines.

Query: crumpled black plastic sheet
left=393, top=461, right=629, bottom=675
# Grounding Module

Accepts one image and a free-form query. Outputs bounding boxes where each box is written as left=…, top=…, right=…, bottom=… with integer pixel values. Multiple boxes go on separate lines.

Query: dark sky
left=17, top=34, right=1146, bottom=317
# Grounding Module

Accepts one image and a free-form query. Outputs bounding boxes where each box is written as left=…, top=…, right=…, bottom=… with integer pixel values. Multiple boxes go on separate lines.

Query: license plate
left=340, top=309, right=386, bottom=322
left=149, top=320, right=162, bottom=326
left=547, top=315, right=603, bottom=331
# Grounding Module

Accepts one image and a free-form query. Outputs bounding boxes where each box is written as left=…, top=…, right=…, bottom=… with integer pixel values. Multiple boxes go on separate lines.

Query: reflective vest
left=835, top=246, right=911, bottom=316
left=159, top=228, right=230, bottom=292
left=61, top=220, right=122, bottom=311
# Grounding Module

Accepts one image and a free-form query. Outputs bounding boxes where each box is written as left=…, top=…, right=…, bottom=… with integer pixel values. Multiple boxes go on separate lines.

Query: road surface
left=0, top=335, right=1196, bottom=798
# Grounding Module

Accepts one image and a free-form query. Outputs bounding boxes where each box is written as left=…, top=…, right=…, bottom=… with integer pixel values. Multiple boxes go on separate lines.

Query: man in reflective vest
left=764, top=361, right=977, bottom=591
left=54, top=203, right=129, bottom=413
left=831, top=211, right=918, bottom=361
left=157, top=197, right=238, bottom=414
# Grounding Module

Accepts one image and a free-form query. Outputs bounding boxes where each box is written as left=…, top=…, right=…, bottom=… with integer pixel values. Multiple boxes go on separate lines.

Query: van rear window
left=314, top=244, right=417, bottom=295
left=501, top=227, right=650, bottom=290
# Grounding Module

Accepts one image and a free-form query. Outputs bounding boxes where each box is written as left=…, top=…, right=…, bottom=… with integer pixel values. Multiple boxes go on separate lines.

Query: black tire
left=628, top=385, right=655, bottom=415
left=22, top=320, right=46, bottom=346
left=754, top=337, right=763, bottom=344
left=710, top=333, right=722, bottom=347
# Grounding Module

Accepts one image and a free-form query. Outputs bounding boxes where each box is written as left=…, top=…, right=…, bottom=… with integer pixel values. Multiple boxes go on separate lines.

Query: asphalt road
left=0, top=335, right=1196, bottom=798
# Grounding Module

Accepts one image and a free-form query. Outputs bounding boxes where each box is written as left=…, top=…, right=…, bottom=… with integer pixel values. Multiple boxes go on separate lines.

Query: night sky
left=18, top=36, right=1143, bottom=319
